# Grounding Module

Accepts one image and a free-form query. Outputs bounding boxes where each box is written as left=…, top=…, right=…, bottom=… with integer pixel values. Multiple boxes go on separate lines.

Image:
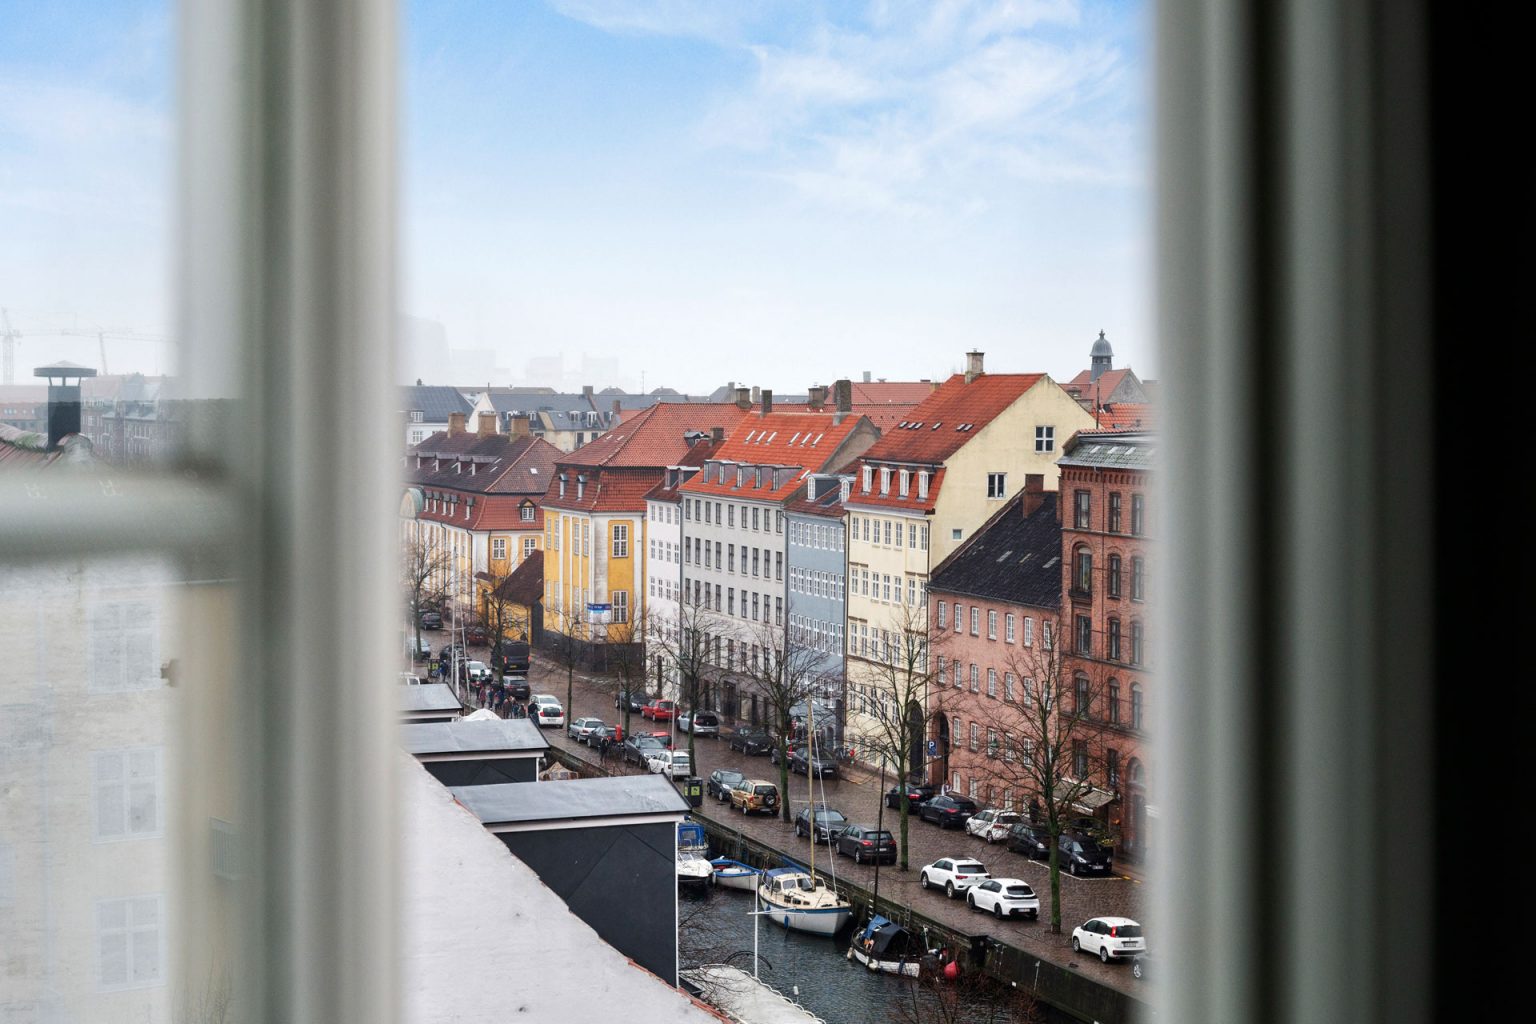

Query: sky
left=1, top=0, right=1150, bottom=392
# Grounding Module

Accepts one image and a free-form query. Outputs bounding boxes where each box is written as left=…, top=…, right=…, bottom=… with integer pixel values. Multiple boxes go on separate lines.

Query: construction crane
left=1, top=308, right=19, bottom=386
left=9, top=322, right=166, bottom=379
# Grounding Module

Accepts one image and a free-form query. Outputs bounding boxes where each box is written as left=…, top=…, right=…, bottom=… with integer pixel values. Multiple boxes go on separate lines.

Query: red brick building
left=925, top=475, right=1062, bottom=810
left=1057, top=430, right=1153, bottom=860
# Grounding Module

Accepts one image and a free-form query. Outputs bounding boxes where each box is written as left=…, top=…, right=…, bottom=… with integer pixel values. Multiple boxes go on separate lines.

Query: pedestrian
left=599, top=734, right=609, bottom=765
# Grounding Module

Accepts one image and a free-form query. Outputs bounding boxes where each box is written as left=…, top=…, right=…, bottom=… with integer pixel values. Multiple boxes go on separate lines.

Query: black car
left=585, top=724, right=621, bottom=748
left=789, top=747, right=838, bottom=778
left=834, top=824, right=897, bottom=865
left=918, top=795, right=979, bottom=829
left=614, top=689, right=647, bottom=713
left=1059, top=832, right=1115, bottom=876
left=885, top=782, right=938, bottom=810
left=728, top=727, right=773, bottom=755
left=419, top=609, right=443, bottom=629
left=437, top=641, right=465, bottom=659
left=793, top=805, right=848, bottom=842
left=1005, top=822, right=1053, bottom=860
left=707, top=768, right=746, bottom=802
left=502, top=674, right=530, bottom=700
left=621, top=736, right=667, bottom=765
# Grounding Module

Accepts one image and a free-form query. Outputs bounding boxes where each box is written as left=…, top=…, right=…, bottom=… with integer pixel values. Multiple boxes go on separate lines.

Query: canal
left=681, top=886, right=1072, bottom=1024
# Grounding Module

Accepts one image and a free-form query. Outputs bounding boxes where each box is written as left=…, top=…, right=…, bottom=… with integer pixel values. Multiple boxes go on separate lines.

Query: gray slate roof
left=401, top=385, right=473, bottom=422
left=400, top=719, right=548, bottom=756
left=928, top=491, right=1062, bottom=610
left=1058, top=431, right=1155, bottom=471
left=399, top=683, right=462, bottom=714
left=450, top=774, right=689, bottom=826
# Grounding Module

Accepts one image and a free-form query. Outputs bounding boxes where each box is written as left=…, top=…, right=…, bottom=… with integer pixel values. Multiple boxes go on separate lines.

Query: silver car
left=568, top=717, right=605, bottom=741
left=679, top=710, right=720, bottom=736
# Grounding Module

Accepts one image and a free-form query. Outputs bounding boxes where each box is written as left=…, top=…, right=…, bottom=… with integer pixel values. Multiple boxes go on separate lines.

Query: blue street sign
left=927, top=739, right=938, bottom=757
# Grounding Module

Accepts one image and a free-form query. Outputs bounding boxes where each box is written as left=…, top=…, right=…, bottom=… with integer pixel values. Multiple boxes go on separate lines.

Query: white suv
left=1071, top=917, right=1146, bottom=963
left=918, top=857, right=991, bottom=900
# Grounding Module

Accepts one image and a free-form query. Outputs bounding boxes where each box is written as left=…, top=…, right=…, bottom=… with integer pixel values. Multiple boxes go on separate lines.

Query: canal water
left=680, top=886, right=1066, bottom=1024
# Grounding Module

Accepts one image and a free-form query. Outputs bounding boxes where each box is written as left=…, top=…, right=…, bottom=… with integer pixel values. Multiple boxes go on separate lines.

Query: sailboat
left=755, top=701, right=852, bottom=935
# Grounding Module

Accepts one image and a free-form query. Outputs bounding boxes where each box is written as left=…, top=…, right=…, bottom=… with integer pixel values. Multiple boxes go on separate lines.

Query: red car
left=641, top=699, right=676, bottom=721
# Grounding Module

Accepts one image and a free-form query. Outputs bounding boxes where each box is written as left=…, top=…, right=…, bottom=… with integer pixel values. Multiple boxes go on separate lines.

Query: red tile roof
left=856, top=373, right=1044, bottom=464
left=556, top=402, right=747, bottom=469
left=417, top=491, right=544, bottom=532
left=543, top=467, right=668, bottom=514
left=491, top=551, right=544, bottom=606
left=678, top=411, right=866, bottom=503
left=845, top=467, right=947, bottom=514
left=1088, top=402, right=1155, bottom=431
left=642, top=438, right=727, bottom=504
left=850, top=380, right=938, bottom=406
left=407, top=433, right=561, bottom=497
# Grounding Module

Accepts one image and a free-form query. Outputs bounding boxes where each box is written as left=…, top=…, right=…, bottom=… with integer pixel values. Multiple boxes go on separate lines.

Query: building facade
left=785, top=472, right=852, bottom=736
left=400, top=382, right=474, bottom=447
left=642, top=438, right=720, bottom=699
left=1056, top=430, right=1154, bottom=859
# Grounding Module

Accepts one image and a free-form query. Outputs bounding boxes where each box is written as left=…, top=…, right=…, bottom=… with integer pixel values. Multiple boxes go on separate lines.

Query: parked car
left=586, top=724, right=623, bottom=747
left=729, top=779, right=780, bottom=816
left=621, top=735, right=668, bottom=765
left=644, top=730, right=673, bottom=749
left=437, top=641, right=465, bottom=659
left=1005, top=822, right=1053, bottom=860
left=398, top=672, right=422, bottom=686
left=834, top=824, right=897, bottom=865
left=965, top=809, right=1023, bottom=844
left=678, top=710, right=719, bottom=736
left=490, top=639, right=531, bottom=674
left=793, top=805, right=848, bottom=842
left=614, top=689, right=647, bottom=713
left=645, top=749, right=692, bottom=778
left=1131, top=952, right=1152, bottom=979
left=464, top=624, right=489, bottom=645
left=531, top=702, right=565, bottom=729
left=788, top=747, right=838, bottom=778
left=641, top=699, right=677, bottom=721
left=1059, top=833, right=1114, bottom=876
left=1071, top=917, right=1145, bottom=963
left=465, top=660, right=493, bottom=683
left=919, top=857, right=992, bottom=900
left=884, top=782, right=938, bottom=810
left=966, top=878, right=1040, bottom=920
left=405, top=635, right=431, bottom=659
left=568, top=717, right=606, bottom=742
left=707, top=769, right=746, bottom=802
left=419, top=610, right=443, bottom=630
left=918, top=795, right=979, bottom=829
left=728, top=727, right=773, bottom=755
left=502, top=675, right=531, bottom=700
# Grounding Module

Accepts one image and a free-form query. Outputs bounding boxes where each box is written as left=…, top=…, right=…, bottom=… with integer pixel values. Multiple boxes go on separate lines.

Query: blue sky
left=1, top=0, right=1150, bottom=390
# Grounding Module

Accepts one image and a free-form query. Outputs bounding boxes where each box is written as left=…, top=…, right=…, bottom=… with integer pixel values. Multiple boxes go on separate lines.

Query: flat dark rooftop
left=400, top=683, right=462, bottom=714
left=401, top=719, right=549, bottom=756
left=450, top=774, right=689, bottom=826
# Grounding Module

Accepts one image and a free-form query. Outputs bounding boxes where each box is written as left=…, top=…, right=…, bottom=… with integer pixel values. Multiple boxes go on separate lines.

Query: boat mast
left=807, top=698, right=816, bottom=881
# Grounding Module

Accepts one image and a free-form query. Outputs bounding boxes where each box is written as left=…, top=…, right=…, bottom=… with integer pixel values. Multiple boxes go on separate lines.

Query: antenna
left=1, top=308, right=19, bottom=386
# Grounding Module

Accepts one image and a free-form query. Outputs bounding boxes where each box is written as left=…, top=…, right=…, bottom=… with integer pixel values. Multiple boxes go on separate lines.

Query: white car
left=531, top=694, right=559, bottom=707
left=530, top=696, right=565, bottom=728
left=645, top=749, right=692, bottom=778
left=1071, top=917, right=1146, bottom=964
left=465, top=660, right=492, bottom=683
left=964, top=809, right=1023, bottom=844
left=965, top=878, right=1040, bottom=920
left=918, top=857, right=991, bottom=900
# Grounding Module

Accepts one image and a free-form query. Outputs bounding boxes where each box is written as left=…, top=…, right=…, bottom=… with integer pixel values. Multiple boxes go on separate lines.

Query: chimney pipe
left=832, top=379, right=852, bottom=424
left=965, top=350, right=985, bottom=384
left=807, top=385, right=828, bottom=411
left=34, top=362, right=97, bottom=451
left=735, top=387, right=752, bottom=410
left=760, top=389, right=773, bottom=416
left=612, top=398, right=622, bottom=419
left=1021, top=473, right=1046, bottom=519
left=582, top=385, right=593, bottom=399
left=750, top=385, right=761, bottom=406
left=862, top=371, right=872, bottom=383
left=476, top=411, right=497, bottom=438
left=447, top=412, right=466, bottom=436
left=710, top=425, right=725, bottom=442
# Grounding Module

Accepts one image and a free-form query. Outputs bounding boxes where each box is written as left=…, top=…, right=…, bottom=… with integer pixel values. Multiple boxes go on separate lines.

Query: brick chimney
left=1021, top=473, right=1047, bottom=518
left=832, top=379, right=852, bottom=424
left=711, top=425, right=725, bottom=442
left=612, top=398, right=622, bottom=419
left=760, top=389, right=773, bottom=416
left=735, top=387, right=752, bottom=410
left=965, top=350, right=985, bottom=384
left=507, top=415, right=530, bottom=440
left=751, top=385, right=761, bottom=406
left=476, top=411, right=497, bottom=438
left=807, top=385, right=828, bottom=411
left=582, top=385, right=594, bottom=399
left=448, top=412, right=466, bottom=436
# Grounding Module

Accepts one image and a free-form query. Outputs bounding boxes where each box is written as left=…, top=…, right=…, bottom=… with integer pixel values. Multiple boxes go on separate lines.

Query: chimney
left=710, top=425, right=725, bottom=442
left=582, top=385, right=594, bottom=399
left=751, top=386, right=761, bottom=406
left=832, top=379, right=853, bottom=424
left=807, top=385, right=828, bottom=411
left=735, top=387, right=752, bottom=410
left=507, top=415, right=530, bottom=440
left=965, top=350, right=985, bottom=384
left=476, top=411, right=497, bottom=438
left=610, top=398, right=622, bottom=418
left=862, top=371, right=872, bottom=383
left=1022, top=473, right=1046, bottom=519
left=447, top=412, right=466, bottom=436
left=760, top=389, right=773, bottom=416
left=35, top=361, right=97, bottom=450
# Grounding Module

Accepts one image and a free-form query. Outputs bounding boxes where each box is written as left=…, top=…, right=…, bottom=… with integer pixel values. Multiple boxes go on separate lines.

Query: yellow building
left=842, top=353, right=1095, bottom=763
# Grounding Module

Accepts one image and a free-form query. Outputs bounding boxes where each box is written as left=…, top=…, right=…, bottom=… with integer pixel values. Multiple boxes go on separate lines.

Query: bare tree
left=648, top=595, right=721, bottom=771
left=603, top=608, right=650, bottom=741
left=480, top=571, right=530, bottom=652
left=848, top=600, right=947, bottom=871
left=401, top=531, right=450, bottom=657
left=541, top=601, right=588, bottom=721
left=737, top=618, right=830, bottom=822
left=939, top=615, right=1118, bottom=934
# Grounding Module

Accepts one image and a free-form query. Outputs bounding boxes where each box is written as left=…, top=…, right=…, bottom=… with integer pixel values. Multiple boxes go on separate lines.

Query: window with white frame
left=1034, top=425, right=1055, bottom=452
left=93, top=748, right=163, bottom=842
left=89, top=600, right=159, bottom=694
left=611, top=522, right=628, bottom=558
left=612, top=590, right=628, bottom=624
left=987, top=472, right=1006, bottom=498
left=97, top=894, right=163, bottom=990
left=491, top=537, right=506, bottom=560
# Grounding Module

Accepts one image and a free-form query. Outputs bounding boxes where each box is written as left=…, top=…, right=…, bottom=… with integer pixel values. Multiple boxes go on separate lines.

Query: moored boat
left=847, top=915, right=922, bottom=977
left=757, top=867, right=852, bottom=936
left=709, top=857, right=761, bottom=891
left=677, top=821, right=715, bottom=887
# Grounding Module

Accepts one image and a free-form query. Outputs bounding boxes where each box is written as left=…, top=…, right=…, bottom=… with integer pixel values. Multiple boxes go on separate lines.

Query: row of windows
left=1072, top=489, right=1148, bottom=536
left=789, top=614, right=844, bottom=654
left=850, top=566, right=927, bottom=607
left=648, top=502, right=677, bottom=525
left=683, top=538, right=784, bottom=580
left=846, top=621, right=928, bottom=668
left=788, top=518, right=844, bottom=551
left=1071, top=549, right=1148, bottom=600
left=789, top=566, right=845, bottom=601
left=1072, top=674, right=1146, bottom=729
left=489, top=535, right=539, bottom=561
left=649, top=538, right=678, bottom=564
left=936, top=602, right=1049, bottom=648
left=849, top=515, right=929, bottom=551
left=545, top=518, right=630, bottom=559
left=1073, top=613, right=1147, bottom=666
left=685, top=498, right=784, bottom=534
left=689, top=582, right=783, bottom=626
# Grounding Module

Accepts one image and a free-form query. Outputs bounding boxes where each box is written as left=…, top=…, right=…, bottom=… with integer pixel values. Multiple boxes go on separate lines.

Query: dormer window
left=576, top=474, right=586, bottom=500
left=558, top=473, right=567, bottom=499
left=899, top=469, right=910, bottom=496
left=918, top=471, right=930, bottom=499
left=736, top=467, right=745, bottom=487
left=879, top=467, right=891, bottom=495
left=862, top=465, right=872, bottom=492
left=409, top=410, right=423, bottom=423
